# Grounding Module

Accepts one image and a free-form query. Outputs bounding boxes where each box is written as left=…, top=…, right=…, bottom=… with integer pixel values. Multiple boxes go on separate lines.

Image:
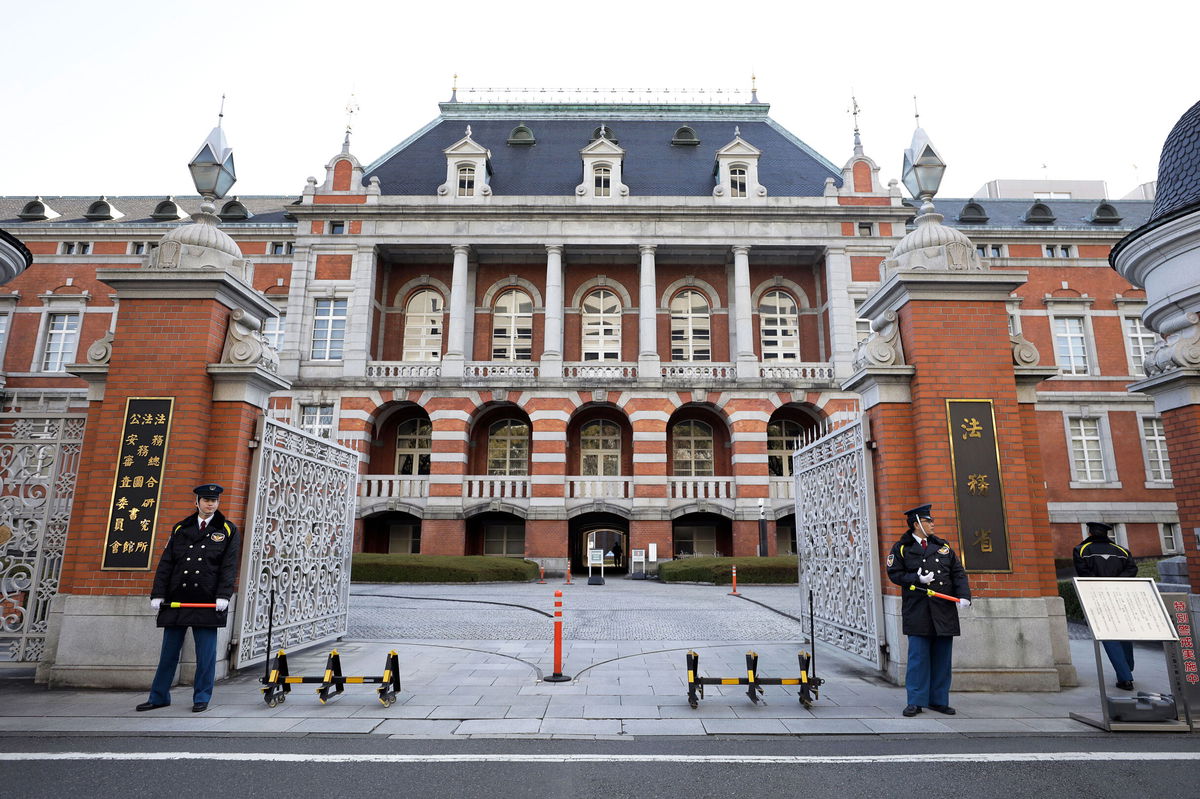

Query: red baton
left=907, top=585, right=960, bottom=603
left=168, top=602, right=218, bottom=608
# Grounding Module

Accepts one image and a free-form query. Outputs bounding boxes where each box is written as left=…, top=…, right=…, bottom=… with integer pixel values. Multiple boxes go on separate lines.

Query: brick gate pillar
left=845, top=201, right=1075, bottom=691
left=38, top=211, right=288, bottom=689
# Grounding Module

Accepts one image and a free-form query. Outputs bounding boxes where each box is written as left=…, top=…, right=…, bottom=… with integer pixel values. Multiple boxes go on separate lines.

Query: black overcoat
left=886, top=530, right=971, bottom=637
left=151, top=509, right=240, bottom=628
left=1072, top=535, right=1137, bottom=578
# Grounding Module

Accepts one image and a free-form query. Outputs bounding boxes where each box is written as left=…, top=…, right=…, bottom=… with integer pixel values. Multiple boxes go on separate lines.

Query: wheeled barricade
left=261, top=648, right=402, bottom=707
left=686, top=650, right=823, bottom=709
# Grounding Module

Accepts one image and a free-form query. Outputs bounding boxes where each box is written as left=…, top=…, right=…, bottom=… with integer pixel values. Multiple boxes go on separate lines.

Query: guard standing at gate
left=137, top=483, right=240, bottom=713
left=1073, top=521, right=1138, bottom=690
left=886, top=503, right=971, bottom=718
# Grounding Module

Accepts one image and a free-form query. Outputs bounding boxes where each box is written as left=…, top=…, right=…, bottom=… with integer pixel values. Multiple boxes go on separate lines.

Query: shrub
left=1058, top=578, right=1083, bottom=622
left=658, top=555, right=799, bottom=584
left=351, top=553, right=539, bottom=583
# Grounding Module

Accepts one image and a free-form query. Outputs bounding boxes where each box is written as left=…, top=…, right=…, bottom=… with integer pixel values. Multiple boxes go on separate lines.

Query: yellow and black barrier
left=260, top=648, right=401, bottom=707
left=686, top=650, right=823, bottom=709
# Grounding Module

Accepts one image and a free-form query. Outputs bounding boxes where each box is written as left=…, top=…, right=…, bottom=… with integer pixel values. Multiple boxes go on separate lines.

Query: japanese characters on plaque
left=946, top=399, right=1011, bottom=572
left=1160, top=592, right=1200, bottom=709
left=101, top=397, right=174, bottom=570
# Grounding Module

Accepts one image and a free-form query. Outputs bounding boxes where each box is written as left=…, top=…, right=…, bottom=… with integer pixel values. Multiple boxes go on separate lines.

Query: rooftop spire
left=751, top=73, right=759, bottom=104
left=850, top=94, right=863, bottom=156
left=343, top=92, right=359, bottom=154
left=217, top=94, right=226, bottom=128
left=450, top=73, right=458, bottom=103
left=913, top=94, right=920, bottom=127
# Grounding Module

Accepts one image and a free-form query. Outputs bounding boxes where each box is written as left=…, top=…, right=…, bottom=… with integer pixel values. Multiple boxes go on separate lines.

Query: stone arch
left=569, top=275, right=635, bottom=309
left=479, top=275, right=544, bottom=309
left=390, top=275, right=451, bottom=308
left=660, top=276, right=722, bottom=310
left=751, top=277, right=812, bottom=309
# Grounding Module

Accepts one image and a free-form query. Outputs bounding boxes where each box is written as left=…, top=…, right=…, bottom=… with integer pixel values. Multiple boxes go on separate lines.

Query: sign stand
left=630, top=549, right=647, bottom=580
left=1068, top=577, right=1193, bottom=732
left=587, top=548, right=605, bottom=586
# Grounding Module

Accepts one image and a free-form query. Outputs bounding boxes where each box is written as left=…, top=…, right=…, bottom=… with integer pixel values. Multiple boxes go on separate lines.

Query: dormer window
left=594, top=166, right=612, bottom=197
left=507, top=124, right=536, bottom=146
left=730, top=167, right=748, bottom=198
left=1023, top=202, right=1057, bottom=224
left=19, top=197, right=58, bottom=220
left=457, top=165, right=476, bottom=197
left=671, top=126, right=700, bottom=146
left=153, top=197, right=189, bottom=221
left=958, top=201, right=989, bottom=224
left=217, top=198, right=251, bottom=221
left=84, top=196, right=122, bottom=221
left=1089, top=202, right=1122, bottom=225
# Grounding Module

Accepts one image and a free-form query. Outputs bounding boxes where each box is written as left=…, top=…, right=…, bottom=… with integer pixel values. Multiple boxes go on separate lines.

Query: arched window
left=759, top=290, right=800, bottom=360
left=670, top=290, right=711, bottom=361
left=402, top=289, right=444, bottom=361
left=395, top=418, right=432, bottom=475
left=580, top=420, right=621, bottom=476
left=581, top=289, right=621, bottom=361
left=672, top=420, right=715, bottom=477
left=457, top=164, right=475, bottom=197
left=730, top=166, right=748, bottom=198
left=491, top=289, right=533, bottom=360
left=768, top=419, right=803, bottom=477
left=487, top=419, right=529, bottom=475
left=594, top=165, right=611, bottom=197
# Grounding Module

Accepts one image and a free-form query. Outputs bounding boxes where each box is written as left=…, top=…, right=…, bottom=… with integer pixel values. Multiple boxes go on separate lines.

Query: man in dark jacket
left=136, top=483, right=240, bottom=713
left=1073, top=521, right=1138, bottom=690
left=886, top=504, right=971, bottom=717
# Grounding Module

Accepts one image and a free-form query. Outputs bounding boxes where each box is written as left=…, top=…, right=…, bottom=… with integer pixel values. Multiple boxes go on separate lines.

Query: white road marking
left=2, top=752, right=1199, bottom=764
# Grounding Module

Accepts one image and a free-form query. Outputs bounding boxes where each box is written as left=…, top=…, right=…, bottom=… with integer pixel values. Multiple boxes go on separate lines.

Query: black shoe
left=928, top=704, right=956, bottom=715
left=191, top=702, right=209, bottom=713
left=136, top=702, right=169, bottom=712
left=1115, top=680, right=1135, bottom=691
left=902, top=704, right=922, bottom=717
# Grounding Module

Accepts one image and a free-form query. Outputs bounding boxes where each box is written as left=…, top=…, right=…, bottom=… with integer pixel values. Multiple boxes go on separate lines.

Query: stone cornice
left=95, top=267, right=278, bottom=320
left=858, top=269, right=1029, bottom=321
left=1127, top=367, right=1200, bottom=413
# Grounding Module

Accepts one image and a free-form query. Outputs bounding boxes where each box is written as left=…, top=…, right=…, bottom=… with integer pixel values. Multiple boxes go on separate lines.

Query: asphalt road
left=3, top=734, right=1197, bottom=799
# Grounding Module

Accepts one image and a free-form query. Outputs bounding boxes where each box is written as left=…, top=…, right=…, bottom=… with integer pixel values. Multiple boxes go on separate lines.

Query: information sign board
left=1073, top=578, right=1179, bottom=641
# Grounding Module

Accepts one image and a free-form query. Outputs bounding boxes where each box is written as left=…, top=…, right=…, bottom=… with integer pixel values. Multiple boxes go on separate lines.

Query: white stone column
left=638, top=244, right=659, bottom=376
left=825, top=247, right=858, bottom=381
left=542, top=244, right=564, bottom=378
left=443, top=244, right=470, bottom=378
left=733, top=245, right=757, bottom=378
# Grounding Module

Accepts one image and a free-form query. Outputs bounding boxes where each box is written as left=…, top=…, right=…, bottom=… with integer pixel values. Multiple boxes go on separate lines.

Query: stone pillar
left=528, top=396, right=571, bottom=574
left=442, top=244, right=470, bottom=378
left=825, top=247, right=859, bottom=380
left=541, top=244, right=564, bottom=379
left=638, top=245, right=659, bottom=376
left=845, top=239, right=1073, bottom=691
left=39, top=221, right=289, bottom=689
left=732, top=245, right=757, bottom=379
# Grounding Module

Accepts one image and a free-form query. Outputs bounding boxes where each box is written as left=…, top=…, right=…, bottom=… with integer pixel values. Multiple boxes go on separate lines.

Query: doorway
left=568, top=514, right=629, bottom=573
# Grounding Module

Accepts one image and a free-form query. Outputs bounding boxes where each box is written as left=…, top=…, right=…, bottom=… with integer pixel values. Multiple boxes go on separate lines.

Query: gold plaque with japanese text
left=101, top=397, right=174, bottom=570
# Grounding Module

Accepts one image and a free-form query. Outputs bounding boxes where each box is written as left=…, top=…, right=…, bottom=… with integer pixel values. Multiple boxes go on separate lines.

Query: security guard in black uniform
left=137, top=483, right=240, bottom=713
left=1073, top=521, right=1138, bottom=689
left=886, top=504, right=971, bottom=717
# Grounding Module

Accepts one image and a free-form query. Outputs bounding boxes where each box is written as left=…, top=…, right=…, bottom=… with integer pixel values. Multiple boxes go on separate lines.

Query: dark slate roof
left=364, top=117, right=843, bottom=197
left=0, top=196, right=298, bottom=227
left=1150, top=99, right=1200, bottom=223
left=930, top=198, right=1153, bottom=230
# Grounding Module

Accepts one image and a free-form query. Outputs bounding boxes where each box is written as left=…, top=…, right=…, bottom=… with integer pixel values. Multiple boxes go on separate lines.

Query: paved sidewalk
left=0, top=581, right=1188, bottom=739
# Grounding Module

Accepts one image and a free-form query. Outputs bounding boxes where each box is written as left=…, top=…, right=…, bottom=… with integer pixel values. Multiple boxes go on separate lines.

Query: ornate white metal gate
left=793, top=415, right=886, bottom=670
left=233, top=416, right=359, bottom=669
left=0, top=392, right=85, bottom=663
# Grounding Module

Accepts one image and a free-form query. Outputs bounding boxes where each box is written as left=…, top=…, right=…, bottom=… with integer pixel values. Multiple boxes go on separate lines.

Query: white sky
left=3, top=0, right=1195, bottom=201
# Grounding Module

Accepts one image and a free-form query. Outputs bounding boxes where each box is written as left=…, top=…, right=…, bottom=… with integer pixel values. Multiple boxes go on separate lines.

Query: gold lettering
left=147, top=456, right=161, bottom=467
left=960, top=417, right=983, bottom=440
left=967, top=473, right=990, bottom=496
left=116, top=497, right=129, bottom=510
left=119, top=476, right=132, bottom=488
left=136, top=541, right=148, bottom=552
left=137, top=445, right=150, bottom=457
left=132, top=476, right=145, bottom=488
left=151, top=435, right=165, bottom=446
left=128, top=508, right=140, bottom=521
left=141, top=498, right=156, bottom=508
left=125, top=434, right=138, bottom=446
left=114, top=518, right=125, bottom=531
left=122, top=455, right=134, bottom=467
left=972, top=528, right=994, bottom=553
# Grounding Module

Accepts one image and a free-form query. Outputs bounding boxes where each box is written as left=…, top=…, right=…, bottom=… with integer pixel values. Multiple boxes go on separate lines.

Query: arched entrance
left=568, top=513, right=628, bottom=574
left=361, top=511, right=422, bottom=554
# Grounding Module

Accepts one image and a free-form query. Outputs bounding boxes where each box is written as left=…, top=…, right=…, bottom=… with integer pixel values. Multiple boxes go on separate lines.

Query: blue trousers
left=148, top=626, right=218, bottom=705
left=1103, top=640, right=1135, bottom=683
left=906, top=634, right=954, bottom=707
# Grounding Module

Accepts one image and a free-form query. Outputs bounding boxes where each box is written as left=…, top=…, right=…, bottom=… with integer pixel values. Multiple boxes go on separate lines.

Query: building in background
left=0, top=92, right=1178, bottom=571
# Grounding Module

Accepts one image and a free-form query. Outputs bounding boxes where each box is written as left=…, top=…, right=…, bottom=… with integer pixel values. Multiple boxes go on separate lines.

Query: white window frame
left=262, top=311, right=286, bottom=351
left=1044, top=244, right=1073, bottom=257
left=672, top=419, right=715, bottom=477
left=768, top=419, right=802, bottom=477
left=38, top=311, right=81, bottom=372
left=1052, top=315, right=1092, bottom=376
left=580, top=419, right=621, bottom=477
left=310, top=297, right=347, bottom=360
left=402, top=289, right=444, bottom=362
left=59, top=241, right=91, bottom=255
left=1138, top=413, right=1173, bottom=487
left=299, top=403, right=335, bottom=439
left=1160, top=522, right=1182, bottom=555
left=1123, top=316, right=1158, bottom=377
left=491, top=289, right=533, bottom=361
left=729, top=165, right=748, bottom=198
left=0, top=311, right=10, bottom=364
left=328, top=221, right=346, bottom=235
left=457, top=164, right=476, bottom=197
left=1064, top=413, right=1121, bottom=489
left=581, top=289, right=621, bottom=362
left=759, top=290, right=801, bottom=360
left=670, top=290, right=712, bottom=361
left=593, top=165, right=612, bottom=198
left=486, top=419, right=529, bottom=476
left=269, top=241, right=294, bottom=256
left=395, top=418, right=432, bottom=475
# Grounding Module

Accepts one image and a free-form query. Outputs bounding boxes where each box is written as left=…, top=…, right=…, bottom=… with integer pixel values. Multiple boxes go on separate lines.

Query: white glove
left=150, top=598, right=162, bottom=610
left=958, top=598, right=971, bottom=608
left=215, top=598, right=229, bottom=612
left=917, top=568, right=935, bottom=585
